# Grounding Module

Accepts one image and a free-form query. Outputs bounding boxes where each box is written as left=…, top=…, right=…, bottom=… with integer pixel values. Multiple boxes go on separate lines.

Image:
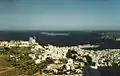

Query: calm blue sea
left=0, top=31, right=120, bottom=50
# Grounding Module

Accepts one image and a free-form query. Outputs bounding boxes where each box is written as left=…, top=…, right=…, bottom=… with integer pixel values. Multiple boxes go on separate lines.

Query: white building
left=18, top=41, right=30, bottom=47
left=66, top=59, right=74, bottom=70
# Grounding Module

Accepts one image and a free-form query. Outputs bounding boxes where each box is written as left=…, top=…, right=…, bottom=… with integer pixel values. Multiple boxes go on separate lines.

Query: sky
left=0, top=0, right=120, bottom=30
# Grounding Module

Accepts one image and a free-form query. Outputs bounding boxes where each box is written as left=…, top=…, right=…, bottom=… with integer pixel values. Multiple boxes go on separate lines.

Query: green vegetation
left=59, top=58, right=68, bottom=63
left=0, top=55, right=9, bottom=68
left=85, top=55, right=92, bottom=66
left=66, top=49, right=77, bottom=59
left=0, top=47, right=57, bottom=75
left=0, top=47, right=37, bottom=75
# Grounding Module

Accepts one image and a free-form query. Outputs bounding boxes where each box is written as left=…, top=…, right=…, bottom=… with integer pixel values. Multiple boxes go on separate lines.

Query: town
left=0, top=37, right=120, bottom=76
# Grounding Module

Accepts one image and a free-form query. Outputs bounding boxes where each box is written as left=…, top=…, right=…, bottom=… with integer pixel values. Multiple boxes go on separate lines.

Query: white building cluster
left=1, top=37, right=120, bottom=75
left=0, top=37, right=37, bottom=48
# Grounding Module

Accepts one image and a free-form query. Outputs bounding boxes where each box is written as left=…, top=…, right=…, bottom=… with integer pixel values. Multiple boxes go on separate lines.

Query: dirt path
left=0, top=67, right=16, bottom=76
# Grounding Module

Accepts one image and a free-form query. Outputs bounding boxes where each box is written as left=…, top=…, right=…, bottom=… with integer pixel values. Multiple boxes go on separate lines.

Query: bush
left=59, top=58, right=68, bottom=63
left=46, top=57, right=54, bottom=64
left=85, top=55, right=92, bottom=65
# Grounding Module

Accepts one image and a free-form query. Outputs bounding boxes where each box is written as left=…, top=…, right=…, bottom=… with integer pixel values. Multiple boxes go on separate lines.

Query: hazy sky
left=0, top=0, right=120, bottom=30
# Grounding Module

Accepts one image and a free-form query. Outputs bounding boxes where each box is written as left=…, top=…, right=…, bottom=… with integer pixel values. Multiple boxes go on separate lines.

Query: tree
left=66, top=49, right=72, bottom=58
left=85, top=55, right=92, bottom=66
left=46, top=57, right=54, bottom=64
left=59, top=58, right=68, bottom=63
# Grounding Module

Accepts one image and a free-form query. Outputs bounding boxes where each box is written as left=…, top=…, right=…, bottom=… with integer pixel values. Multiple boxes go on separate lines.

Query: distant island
left=40, top=32, right=69, bottom=36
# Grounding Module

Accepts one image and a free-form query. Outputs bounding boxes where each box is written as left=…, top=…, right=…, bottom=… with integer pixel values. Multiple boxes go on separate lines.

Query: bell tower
left=29, top=36, right=36, bottom=44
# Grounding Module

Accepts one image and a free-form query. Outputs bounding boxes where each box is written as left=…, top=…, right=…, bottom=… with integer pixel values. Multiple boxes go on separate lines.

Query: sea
left=0, top=30, right=120, bottom=76
left=0, top=31, right=120, bottom=50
